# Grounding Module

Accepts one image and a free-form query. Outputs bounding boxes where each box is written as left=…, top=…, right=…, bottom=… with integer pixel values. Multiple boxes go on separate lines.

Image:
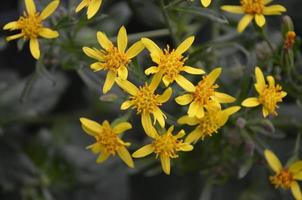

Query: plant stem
left=160, top=0, right=178, bottom=45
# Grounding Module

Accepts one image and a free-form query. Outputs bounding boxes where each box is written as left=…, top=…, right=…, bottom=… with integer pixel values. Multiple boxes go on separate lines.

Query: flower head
left=132, top=126, right=193, bottom=175
left=80, top=118, right=134, bottom=168
left=141, top=36, right=205, bottom=92
left=284, top=31, right=296, bottom=49
left=116, top=74, right=172, bottom=138
left=201, top=0, right=211, bottom=7
left=241, top=67, right=287, bottom=117
left=178, top=106, right=240, bottom=143
left=83, top=26, right=145, bottom=93
left=175, top=68, right=236, bottom=119
left=221, top=0, right=286, bottom=32
left=75, top=0, right=103, bottom=19
left=3, top=0, right=60, bottom=59
left=264, top=149, right=302, bottom=200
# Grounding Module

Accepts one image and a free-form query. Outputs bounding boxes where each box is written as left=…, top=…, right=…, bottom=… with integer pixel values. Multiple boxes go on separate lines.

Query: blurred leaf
left=238, top=158, right=253, bottom=179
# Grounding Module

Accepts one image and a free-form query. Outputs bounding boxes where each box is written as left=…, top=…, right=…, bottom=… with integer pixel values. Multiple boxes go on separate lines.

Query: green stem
left=160, top=0, right=178, bottom=45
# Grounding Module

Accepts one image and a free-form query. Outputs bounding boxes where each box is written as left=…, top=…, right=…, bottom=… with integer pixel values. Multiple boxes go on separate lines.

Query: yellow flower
left=141, top=36, right=205, bottom=92
left=178, top=106, right=240, bottom=143
left=132, top=126, right=193, bottom=175
left=80, top=117, right=134, bottom=168
left=175, top=68, right=236, bottom=119
left=241, top=67, right=287, bottom=117
left=3, top=0, right=60, bottom=59
left=82, top=26, right=145, bottom=93
left=264, top=149, right=302, bottom=200
left=116, top=74, right=172, bottom=138
left=75, top=0, right=103, bottom=19
left=221, top=0, right=286, bottom=33
left=201, top=0, right=211, bottom=7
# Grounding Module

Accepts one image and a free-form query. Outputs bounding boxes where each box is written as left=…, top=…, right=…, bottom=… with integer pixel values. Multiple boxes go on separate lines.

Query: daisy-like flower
left=116, top=74, right=172, bottom=138
left=80, top=118, right=134, bottom=168
left=264, top=149, right=302, bottom=200
left=221, top=0, right=287, bottom=33
left=82, top=26, right=145, bottom=93
left=175, top=68, right=236, bottom=119
left=75, top=0, right=103, bottom=19
left=178, top=106, right=240, bottom=143
left=3, top=0, right=60, bottom=59
left=241, top=67, right=287, bottom=117
left=201, top=0, right=211, bottom=7
left=132, top=126, right=193, bottom=175
left=141, top=36, right=205, bottom=92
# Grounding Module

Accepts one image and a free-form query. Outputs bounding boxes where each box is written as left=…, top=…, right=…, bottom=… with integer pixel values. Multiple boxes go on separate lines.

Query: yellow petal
left=40, top=0, right=59, bottom=20
left=80, top=117, right=102, bottom=136
left=222, top=106, right=241, bottom=117
left=96, top=153, right=109, bottom=163
left=82, top=47, right=101, bottom=60
left=153, top=107, right=165, bottom=128
left=291, top=181, right=302, bottom=200
left=162, top=75, right=171, bottom=87
left=237, top=14, right=254, bottom=33
left=157, top=87, right=172, bottom=103
left=25, top=0, right=36, bottom=15
left=160, top=155, right=171, bottom=175
left=175, top=129, right=185, bottom=138
left=216, top=111, right=229, bottom=127
left=207, top=68, right=222, bottom=86
left=75, top=0, right=88, bottom=13
left=188, top=101, right=199, bottom=117
left=87, top=0, right=102, bottom=19
left=183, top=66, right=205, bottom=75
left=289, top=161, right=302, bottom=174
left=262, top=107, right=269, bottom=117
left=201, top=0, right=211, bottom=7
left=97, top=31, right=113, bottom=50
left=196, top=106, right=204, bottom=119
left=126, top=41, right=145, bottom=59
left=263, top=5, right=286, bottom=15
left=6, top=33, right=24, bottom=41
left=141, top=113, right=158, bottom=138
left=29, top=38, right=40, bottom=59
left=113, top=122, right=132, bottom=134
left=117, top=26, right=128, bottom=53
left=264, top=149, right=282, bottom=173
left=121, top=100, right=133, bottom=110
left=213, top=92, right=236, bottom=103
left=175, top=36, right=194, bottom=55
left=294, top=172, right=302, bottom=180
left=149, top=72, right=162, bottom=91
left=117, top=66, right=128, bottom=80
left=175, top=75, right=195, bottom=92
left=175, top=94, right=193, bottom=105
left=115, top=78, right=138, bottom=96
left=267, top=76, right=275, bottom=87
left=3, top=21, right=18, bottom=30
left=103, top=71, right=116, bottom=94
left=145, top=66, right=159, bottom=75
left=179, top=143, right=193, bottom=151
left=264, top=0, right=273, bottom=5
left=141, top=38, right=163, bottom=58
left=87, top=143, right=101, bottom=154
left=90, top=62, right=103, bottom=72
left=185, top=128, right=203, bottom=143
left=39, top=28, right=59, bottom=39
left=117, top=146, right=134, bottom=168
left=241, top=97, right=260, bottom=107
left=255, top=14, right=266, bottom=27
left=281, top=91, right=287, bottom=98
left=221, top=5, right=244, bottom=14
left=177, top=115, right=199, bottom=126
left=132, top=144, right=154, bottom=158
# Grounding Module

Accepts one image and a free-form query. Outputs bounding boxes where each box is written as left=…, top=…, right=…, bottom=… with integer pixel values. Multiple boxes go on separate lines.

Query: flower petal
left=82, top=47, right=101, bottom=60
left=255, top=67, right=265, bottom=87
left=175, top=75, right=195, bottom=92
left=241, top=97, right=260, bottom=107
left=149, top=72, right=162, bottom=91
left=255, top=14, right=266, bottom=27
left=160, top=155, right=171, bottom=175
left=96, top=153, right=109, bottom=163
left=145, top=66, right=159, bottom=75
left=175, top=36, right=194, bottom=55
left=39, top=28, right=59, bottom=38
left=264, top=149, right=282, bottom=173
left=291, top=181, right=302, bottom=200
left=132, top=144, right=154, bottom=158
left=185, top=128, right=203, bottom=144
left=237, top=14, right=254, bottom=33
left=157, top=87, right=172, bottom=103
left=117, top=26, right=128, bottom=53
left=115, top=78, right=139, bottom=96
left=113, top=122, right=132, bottom=134
left=179, top=143, right=193, bottom=151
left=117, top=66, right=128, bottom=80
left=3, top=21, right=18, bottom=30
left=175, top=94, right=193, bottom=105
left=90, top=62, right=103, bottom=72
left=196, top=106, right=204, bottom=119
left=6, top=33, right=24, bottom=41
left=221, top=5, right=244, bottom=14
left=177, top=115, right=199, bottom=126
left=183, top=66, right=205, bottom=75
left=294, top=172, right=302, bottom=181
left=103, top=71, right=116, bottom=94
left=29, top=38, right=40, bottom=59
left=263, top=5, right=286, bottom=15
left=121, top=100, right=133, bottom=110
left=126, top=41, right=145, bottom=59
left=213, top=92, right=236, bottom=103
left=141, top=114, right=158, bottom=138
left=75, top=0, right=88, bottom=13
left=25, top=0, right=36, bottom=15
left=40, top=0, right=59, bottom=20
left=262, top=107, right=269, bottom=117
left=207, top=68, right=222, bottom=86
left=188, top=101, right=199, bottom=117
left=153, top=107, right=165, bottom=128
left=141, top=38, right=163, bottom=59
left=290, top=161, right=302, bottom=174
left=87, top=0, right=102, bottom=19
left=97, top=31, right=113, bottom=50
left=201, top=0, right=211, bottom=7
left=117, top=146, right=134, bottom=168
left=80, top=117, right=102, bottom=136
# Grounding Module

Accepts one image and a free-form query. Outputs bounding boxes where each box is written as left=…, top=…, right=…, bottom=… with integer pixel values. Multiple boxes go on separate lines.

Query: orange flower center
left=258, top=84, right=284, bottom=116
left=193, top=77, right=218, bottom=106
left=158, top=46, right=186, bottom=82
left=130, top=84, right=160, bottom=114
left=101, top=46, right=130, bottom=71
left=17, top=13, right=42, bottom=39
left=197, top=110, right=220, bottom=139
left=153, top=133, right=181, bottom=158
left=240, top=0, right=264, bottom=14
left=270, top=169, right=294, bottom=189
